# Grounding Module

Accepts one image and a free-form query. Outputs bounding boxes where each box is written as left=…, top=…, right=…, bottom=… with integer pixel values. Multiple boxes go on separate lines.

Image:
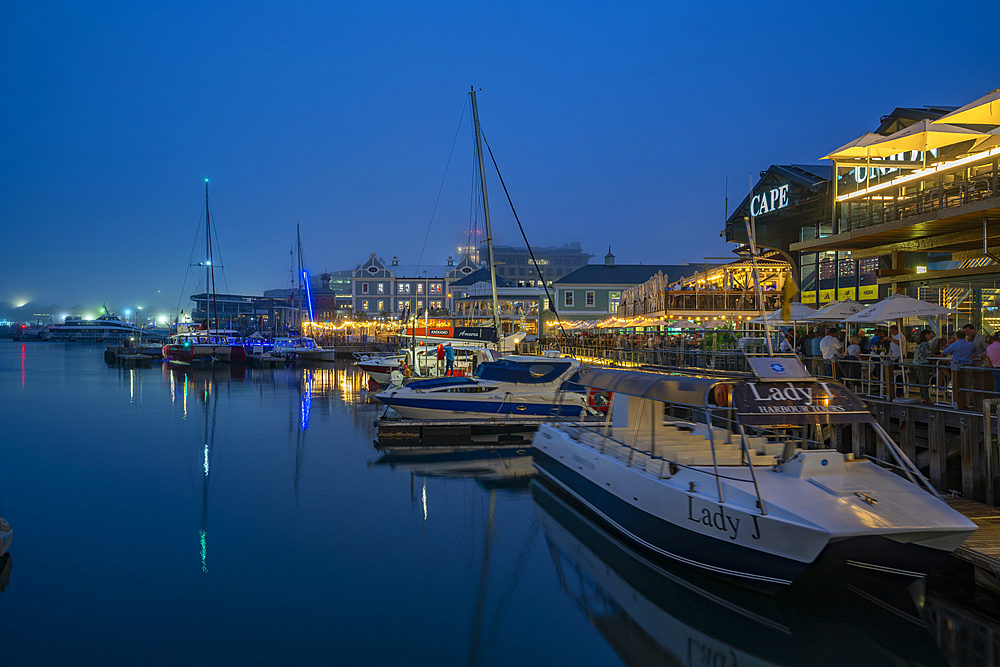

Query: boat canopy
left=574, top=367, right=874, bottom=426
left=574, top=368, right=722, bottom=406
left=475, top=359, right=574, bottom=384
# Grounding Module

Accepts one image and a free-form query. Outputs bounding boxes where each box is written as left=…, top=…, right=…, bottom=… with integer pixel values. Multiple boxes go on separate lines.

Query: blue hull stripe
left=379, top=396, right=582, bottom=417
left=533, top=448, right=804, bottom=586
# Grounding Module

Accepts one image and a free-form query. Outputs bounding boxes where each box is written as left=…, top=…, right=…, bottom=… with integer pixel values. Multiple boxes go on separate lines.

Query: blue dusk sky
left=2, top=1, right=996, bottom=315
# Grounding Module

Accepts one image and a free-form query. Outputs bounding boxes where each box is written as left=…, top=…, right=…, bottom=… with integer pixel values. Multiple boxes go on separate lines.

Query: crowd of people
left=794, top=323, right=1000, bottom=407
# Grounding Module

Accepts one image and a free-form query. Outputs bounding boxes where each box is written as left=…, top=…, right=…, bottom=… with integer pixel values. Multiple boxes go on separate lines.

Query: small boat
left=271, top=336, right=335, bottom=362
left=354, top=353, right=405, bottom=385
left=0, top=517, right=11, bottom=557
left=374, top=354, right=599, bottom=420
left=162, top=328, right=247, bottom=364
left=531, top=356, right=976, bottom=591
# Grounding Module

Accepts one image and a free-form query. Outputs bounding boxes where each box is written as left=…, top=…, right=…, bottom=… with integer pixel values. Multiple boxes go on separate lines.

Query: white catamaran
left=531, top=356, right=976, bottom=591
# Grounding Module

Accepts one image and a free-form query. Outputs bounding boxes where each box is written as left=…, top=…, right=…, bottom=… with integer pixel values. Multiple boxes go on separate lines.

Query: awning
left=805, top=299, right=865, bottom=321
left=861, top=119, right=983, bottom=157
left=821, top=132, right=885, bottom=160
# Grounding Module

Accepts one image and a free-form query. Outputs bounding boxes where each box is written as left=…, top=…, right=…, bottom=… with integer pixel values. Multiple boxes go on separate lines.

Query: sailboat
left=374, top=89, right=590, bottom=419
left=163, top=180, right=247, bottom=365
left=271, top=225, right=335, bottom=362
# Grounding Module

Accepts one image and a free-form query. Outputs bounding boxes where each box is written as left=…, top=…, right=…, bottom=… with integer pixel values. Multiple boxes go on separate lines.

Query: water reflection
left=533, top=480, right=950, bottom=667
left=373, top=446, right=534, bottom=491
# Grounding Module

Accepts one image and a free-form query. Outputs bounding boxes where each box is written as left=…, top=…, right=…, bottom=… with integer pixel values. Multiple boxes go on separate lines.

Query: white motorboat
left=272, top=336, right=335, bottom=362
left=0, top=517, right=11, bottom=557
left=374, top=355, right=601, bottom=420
left=531, top=356, right=976, bottom=591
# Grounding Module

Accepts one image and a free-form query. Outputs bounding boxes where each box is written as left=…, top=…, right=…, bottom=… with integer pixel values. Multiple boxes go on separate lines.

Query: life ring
left=713, top=383, right=730, bottom=408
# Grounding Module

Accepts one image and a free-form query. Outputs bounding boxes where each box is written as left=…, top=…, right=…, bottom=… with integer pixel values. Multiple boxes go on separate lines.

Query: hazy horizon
left=4, top=2, right=995, bottom=309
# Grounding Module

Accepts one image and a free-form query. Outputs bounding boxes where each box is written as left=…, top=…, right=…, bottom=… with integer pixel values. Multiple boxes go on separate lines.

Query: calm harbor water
left=1, top=341, right=995, bottom=666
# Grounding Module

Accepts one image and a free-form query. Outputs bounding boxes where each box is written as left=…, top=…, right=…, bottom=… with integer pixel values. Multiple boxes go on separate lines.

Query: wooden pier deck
left=946, top=497, right=1000, bottom=593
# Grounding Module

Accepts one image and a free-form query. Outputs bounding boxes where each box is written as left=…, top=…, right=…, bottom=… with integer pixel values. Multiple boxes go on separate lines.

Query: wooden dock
left=947, top=497, right=1000, bottom=594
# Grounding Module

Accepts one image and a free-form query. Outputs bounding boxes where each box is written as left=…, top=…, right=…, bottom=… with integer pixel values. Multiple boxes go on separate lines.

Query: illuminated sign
left=837, top=287, right=856, bottom=301
left=750, top=184, right=790, bottom=217
left=819, top=289, right=835, bottom=303
left=859, top=284, right=879, bottom=300
left=800, top=291, right=817, bottom=304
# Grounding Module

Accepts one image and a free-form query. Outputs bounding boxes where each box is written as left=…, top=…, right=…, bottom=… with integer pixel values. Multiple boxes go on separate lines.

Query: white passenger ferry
left=41, top=314, right=153, bottom=343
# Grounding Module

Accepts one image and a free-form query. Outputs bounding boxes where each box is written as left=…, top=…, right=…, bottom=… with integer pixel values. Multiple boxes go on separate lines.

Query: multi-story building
left=190, top=293, right=292, bottom=333
left=483, top=241, right=593, bottom=287
left=351, top=253, right=478, bottom=317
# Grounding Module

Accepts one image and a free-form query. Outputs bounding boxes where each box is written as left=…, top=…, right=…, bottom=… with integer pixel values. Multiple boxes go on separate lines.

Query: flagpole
left=746, top=174, right=774, bottom=355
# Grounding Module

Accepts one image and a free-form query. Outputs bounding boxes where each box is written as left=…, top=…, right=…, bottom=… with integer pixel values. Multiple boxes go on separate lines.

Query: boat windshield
left=474, top=360, right=572, bottom=384
left=406, top=377, right=478, bottom=390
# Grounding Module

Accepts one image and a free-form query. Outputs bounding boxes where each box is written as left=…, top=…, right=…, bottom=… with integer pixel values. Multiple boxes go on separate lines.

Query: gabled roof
left=725, top=164, right=831, bottom=229
left=555, top=264, right=701, bottom=286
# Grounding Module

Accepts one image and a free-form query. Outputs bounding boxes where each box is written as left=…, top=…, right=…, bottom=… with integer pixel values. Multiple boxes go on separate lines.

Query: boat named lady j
left=531, top=355, right=976, bottom=591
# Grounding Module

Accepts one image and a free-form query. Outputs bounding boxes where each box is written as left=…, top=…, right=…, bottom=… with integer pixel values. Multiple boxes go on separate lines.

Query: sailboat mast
left=205, top=179, right=219, bottom=332
left=297, top=223, right=302, bottom=330
left=469, top=88, right=501, bottom=345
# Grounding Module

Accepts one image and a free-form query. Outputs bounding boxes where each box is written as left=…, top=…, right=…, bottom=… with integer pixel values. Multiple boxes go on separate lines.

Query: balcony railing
left=840, top=160, right=999, bottom=234
left=617, top=290, right=784, bottom=318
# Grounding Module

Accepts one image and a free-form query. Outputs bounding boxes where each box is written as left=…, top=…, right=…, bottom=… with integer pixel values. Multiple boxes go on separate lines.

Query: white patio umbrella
left=750, top=302, right=818, bottom=325
left=805, top=299, right=865, bottom=321
left=844, top=294, right=960, bottom=324
left=670, top=319, right=700, bottom=329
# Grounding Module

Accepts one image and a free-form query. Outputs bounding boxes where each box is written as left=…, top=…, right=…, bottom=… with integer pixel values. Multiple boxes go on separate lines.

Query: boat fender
left=713, top=383, right=731, bottom=408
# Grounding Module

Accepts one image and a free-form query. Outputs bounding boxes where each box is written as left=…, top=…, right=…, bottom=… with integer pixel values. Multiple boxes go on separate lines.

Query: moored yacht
left=162, top=328, right=246, bottom=364
left=271, top=336, right=335, bottom=362
left=374, top=354, right=600, bottom=420
left=531, top=356, right=976, bottom=591
left=41, top=314, right=151, bottom=343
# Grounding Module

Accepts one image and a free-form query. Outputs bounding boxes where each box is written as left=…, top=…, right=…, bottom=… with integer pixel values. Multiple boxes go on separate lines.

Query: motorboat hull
left=0, top=520, right=11, bottom=558
left=162, top=343, right=240, bottom=364
left=379, top=395, right=587, bottom=420
left=532, top=424, right=976, bottom=591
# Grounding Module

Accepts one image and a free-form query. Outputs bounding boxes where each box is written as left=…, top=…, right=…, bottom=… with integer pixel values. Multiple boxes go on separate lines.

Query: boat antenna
left=469, top=87, right=501, bottom=347
left=744, top=173, right=774, bottom=355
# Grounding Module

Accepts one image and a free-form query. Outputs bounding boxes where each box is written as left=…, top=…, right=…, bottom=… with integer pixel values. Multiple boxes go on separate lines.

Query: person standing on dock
left=444, top=343, right=455, bottom=377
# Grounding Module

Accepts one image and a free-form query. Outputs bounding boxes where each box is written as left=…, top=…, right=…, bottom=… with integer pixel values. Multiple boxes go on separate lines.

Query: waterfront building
left=449, top=268, right=542, bottom=336
left=350, top=253, right=478, bottom=318
left=190, top=293, right=292, bottom=333
left=789, top=95, right=999, bottom=330
left=556, top=250, right=702, bottom=320
left=724, top=97, right=1000, bottom=331
left=484, top=241, right=593, bottom=287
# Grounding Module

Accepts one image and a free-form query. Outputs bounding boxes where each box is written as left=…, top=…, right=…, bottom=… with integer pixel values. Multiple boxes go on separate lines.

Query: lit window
left=417, top=283, right=424, bottom=294
left=377, top=300, right=384, bottom=312
left=362, top=300, right=369, bottom=311
left=564, top=291, right=574, bottom=307
left=586, top=291, right=595, bottom=307
left=377, top=283, right=385, bottom=294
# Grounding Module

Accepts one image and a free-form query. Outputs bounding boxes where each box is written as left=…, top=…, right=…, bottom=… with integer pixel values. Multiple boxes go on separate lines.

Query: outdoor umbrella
left=861, top=120, right=983, bottom=158
left=844, top=294, right=959, bottom=324
left=805, top=299, right=865, bottom=321
left=750, top=302, right=818, bottom=324
left=932, top=88, right=1000, bottom=126
left=821, top=132, right=885, bottom=160
left=971, top=127, right=1000, bottom=153
left=670, top=319, right=700, bottom=329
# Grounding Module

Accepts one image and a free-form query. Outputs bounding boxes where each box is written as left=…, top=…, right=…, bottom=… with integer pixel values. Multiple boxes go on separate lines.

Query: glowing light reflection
left=203, top=444, right=210, bottom=477
left=199, top=529, right=208, bottom=572
left=422, top=481, right=427, bottom=522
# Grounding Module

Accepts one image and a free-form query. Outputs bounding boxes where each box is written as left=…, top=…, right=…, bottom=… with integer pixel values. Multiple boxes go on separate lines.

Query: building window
left=585, top=291, right=595, bottom=307
left=430, top=283, right=442, bottom=294
left=362, top=283, right=369, bottom=294
left=417, top=300, right=423, bottom=309
left=417, top=283, right=424, bottom=295
left=377, top=283, right=385, bottom=295
left=564, top=291, right=574, bottom=307
left=377, top=300, right=384, bottom=312
left=362, top=300, right=369, bottom=311
left=398, top=283, right=410, bottom=294
left=859, top=258, right=879, bottom=275
left=609, top=291, right=621, bottom=313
